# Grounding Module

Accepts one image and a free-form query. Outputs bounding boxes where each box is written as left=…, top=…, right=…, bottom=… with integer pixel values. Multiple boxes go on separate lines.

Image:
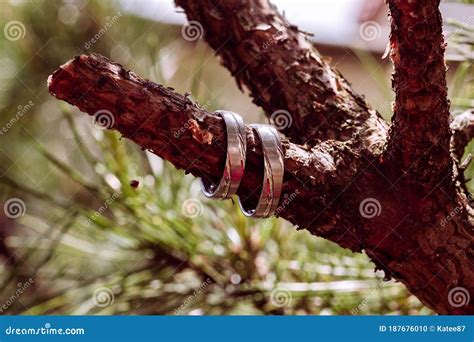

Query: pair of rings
left=200, top=110, right=284, bottom=218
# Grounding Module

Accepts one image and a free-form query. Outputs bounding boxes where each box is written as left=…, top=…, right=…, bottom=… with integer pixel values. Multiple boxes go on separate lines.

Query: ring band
left=239, top=124, right=284, bottom=218
left=200, top=110, right=246, bottom=199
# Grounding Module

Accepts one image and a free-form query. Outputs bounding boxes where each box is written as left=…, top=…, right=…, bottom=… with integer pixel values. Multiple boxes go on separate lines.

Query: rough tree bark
left=47, top=0, right=473, bottom=314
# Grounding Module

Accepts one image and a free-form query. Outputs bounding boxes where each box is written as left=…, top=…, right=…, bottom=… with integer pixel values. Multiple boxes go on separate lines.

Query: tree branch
left=47, top=0, right=474, bottom=313
left=44, top=0, right=474, bottom=315
left=47, top=54, right=367, bottom=250
left=175, top=0, right=388, bottom=150
left=385, top=0, right=452, bottom=186
left=48, top=50, right=474, bottom=314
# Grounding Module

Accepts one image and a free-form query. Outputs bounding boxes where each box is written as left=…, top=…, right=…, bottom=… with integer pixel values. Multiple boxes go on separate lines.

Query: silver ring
left=200, top=110, right=246, bottom=199
left=239, top=124, right=284, bottom=218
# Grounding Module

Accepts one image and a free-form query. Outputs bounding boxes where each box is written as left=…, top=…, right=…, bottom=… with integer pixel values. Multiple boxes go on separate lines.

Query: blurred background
left=0, top=0, right=472, bottom=315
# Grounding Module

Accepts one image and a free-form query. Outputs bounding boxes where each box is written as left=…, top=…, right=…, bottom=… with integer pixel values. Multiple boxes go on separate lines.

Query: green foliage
left=1, top=113, right=428, bottom=314
left=5, top=0, right=470, bottom=315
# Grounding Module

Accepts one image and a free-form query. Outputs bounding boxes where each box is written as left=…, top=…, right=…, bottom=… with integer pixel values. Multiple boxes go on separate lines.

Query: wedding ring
left=239, top=124, right=284, bottom=218
left=200, top=110, right=246, bottom=199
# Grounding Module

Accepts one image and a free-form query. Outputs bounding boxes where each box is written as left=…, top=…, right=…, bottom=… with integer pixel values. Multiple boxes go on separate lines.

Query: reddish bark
left=47, top=0, right=474, bottom=314
left=385, top=0, right=452, bottom=186
left=175, top=0, right=389, bottom=148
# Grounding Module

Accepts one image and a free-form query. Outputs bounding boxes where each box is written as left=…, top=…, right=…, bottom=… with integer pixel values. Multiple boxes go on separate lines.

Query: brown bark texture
left=47, top=0, right=473, bottom=314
